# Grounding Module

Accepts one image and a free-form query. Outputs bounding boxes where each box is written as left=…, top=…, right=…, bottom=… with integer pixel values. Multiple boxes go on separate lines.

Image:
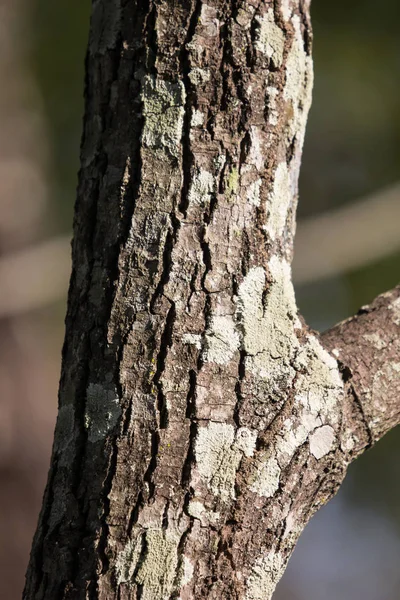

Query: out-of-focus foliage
left=301, top=0, right=400, bottom=218
left=28, top=0, right=91, bottom=230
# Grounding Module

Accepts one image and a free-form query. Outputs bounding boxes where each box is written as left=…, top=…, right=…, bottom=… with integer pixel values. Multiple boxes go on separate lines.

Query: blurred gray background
left=0, top=0, right=399, bottom=597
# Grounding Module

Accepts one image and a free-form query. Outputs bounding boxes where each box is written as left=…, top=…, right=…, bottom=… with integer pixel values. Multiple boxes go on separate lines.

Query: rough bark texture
left=24, top=1, right=400, bottom=599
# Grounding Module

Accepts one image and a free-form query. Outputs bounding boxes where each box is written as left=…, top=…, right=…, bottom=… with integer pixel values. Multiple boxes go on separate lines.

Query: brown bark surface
left=24, top=1, right=400, bottom=599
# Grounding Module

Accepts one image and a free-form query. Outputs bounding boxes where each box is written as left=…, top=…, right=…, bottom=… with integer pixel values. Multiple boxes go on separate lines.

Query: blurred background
left=0, top=0, right=399, bottom=597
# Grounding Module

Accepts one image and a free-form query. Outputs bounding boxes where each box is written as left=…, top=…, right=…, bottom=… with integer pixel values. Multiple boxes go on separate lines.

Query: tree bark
left=24, top=1, right=400, bottom=599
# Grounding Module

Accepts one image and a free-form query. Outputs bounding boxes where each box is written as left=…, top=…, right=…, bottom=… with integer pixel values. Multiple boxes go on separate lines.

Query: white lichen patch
left=235, top=427, right=258, bottom=457
left=247, top=126, right=264, bottom=172
left=275, top=335, right=343, bottom=466
left=182, top=333, right=202, bottom=350
left=275, top=415, right=317, bottom=466
left=309, top=425, right=335, bottom=459
left=264, top=162, right=291, bottom=240
left=341, top=434, right=356, bottom=453
left=284, top=15, right=313, bottom=143
left=281, top=0, right=291, bottom=21
left=191, top=109, right=205, bottom=127
left=245, top=551, right=285, bottom=600
left=120, top=156, right=131, bottom=202
left=141, top=76, right=185, bottom=159
left=199, top=4, right=219, bottom=37
left=188, top=68, right=210, bottom=86
left=188, top=168, right=215, bottom=206
left=236, top=257, right=299, bottom=391
left=187, top=499, right=206, bottom=521
left=181, top=556, right=194, bottom=587
left=254, top=10, right=285, bottom=68
left=84, top=383, right=121, bottom=442
left=195, top=422, right=255, bottom=500
left=363, top=333, right=386, bottom=350
left=202, top=315, right=240, bottom=365
left=267, top=86, right=279, bottom=126
left=247, top=178, right=262, bottom=207
left=187, top=500, right=220, bottom=525
left=116, top=536, right=143, bottom=584
left=249, top=455, right=281, bottom=498
left=389, top=296, right=400, bottom=325
left=294, top=335, right=343, bottom=423
left=213, top=152, right=227, bottom=172
left=235, top=256, right=343, bottom=468
left=135, top=529, right=179, bottom=600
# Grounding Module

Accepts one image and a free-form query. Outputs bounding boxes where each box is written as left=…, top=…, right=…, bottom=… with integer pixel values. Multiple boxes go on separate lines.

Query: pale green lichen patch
left=188, top=68, right=210, bottom=86
left=225, top=167, right=239, bottom=197
left=372, top=362, right=400, bottom=427
left=195, top=422, right=240, bottom=500
left=236, top=257, right=300, bottom=390
left=135, top=529, right=179, bottom=600
left=245, top=550, right=285, bottom=600
left=236, top=7, right=254, bottom=28
left=254, top=10, right=285, bottom=68
left=284, top=15, right=313, bottom=142
left=202, top=315, right=240, bottom=365
left=116, top=536, right=143, bottom=584
left=195, top=423, right=256, bottom=500
left=264, top=162, right=291, bottom=240
left=141, top=76, right=185, bottom=159
left=182, top=333, right=202, bottom=350
left=309, top=425, right=335, bottom=459
left=363, top=333, right=386, bottom=350
left=188, top=168, right=215, bottom=206
left=249, top=455, right=281, bottom=498
left=84, top=383, right=121, bottom=442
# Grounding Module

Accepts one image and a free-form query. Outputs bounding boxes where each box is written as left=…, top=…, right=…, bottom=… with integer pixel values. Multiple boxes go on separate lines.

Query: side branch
left=323, top=287, right=400, bottom=457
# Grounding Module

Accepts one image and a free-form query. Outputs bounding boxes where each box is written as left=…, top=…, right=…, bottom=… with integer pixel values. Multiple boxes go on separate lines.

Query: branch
left=323, top=286, right=400, bottom=457
left=293, top=182, right=400, bottom=284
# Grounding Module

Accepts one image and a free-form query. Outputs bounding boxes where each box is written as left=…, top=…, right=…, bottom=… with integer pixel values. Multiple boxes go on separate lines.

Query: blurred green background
left=0, top=0, right=399, bottom=597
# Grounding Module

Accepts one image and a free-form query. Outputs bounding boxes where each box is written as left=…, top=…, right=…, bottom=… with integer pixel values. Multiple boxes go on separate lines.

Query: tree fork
left=24, top=1, right=400, bottom=599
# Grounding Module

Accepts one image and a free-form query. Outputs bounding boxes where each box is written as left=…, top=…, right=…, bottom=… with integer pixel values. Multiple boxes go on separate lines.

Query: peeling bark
left=24, top=1, right=400, bottom=600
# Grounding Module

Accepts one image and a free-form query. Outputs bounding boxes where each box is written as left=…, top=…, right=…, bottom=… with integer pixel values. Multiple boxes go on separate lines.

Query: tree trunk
left=24, top=1, right=400, bottom=599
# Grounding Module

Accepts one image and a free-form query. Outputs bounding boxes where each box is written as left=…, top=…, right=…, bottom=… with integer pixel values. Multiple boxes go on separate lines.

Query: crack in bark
left=154, top=301, right=177, bottom=429
left=178, top=0, right=202, bottom=217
